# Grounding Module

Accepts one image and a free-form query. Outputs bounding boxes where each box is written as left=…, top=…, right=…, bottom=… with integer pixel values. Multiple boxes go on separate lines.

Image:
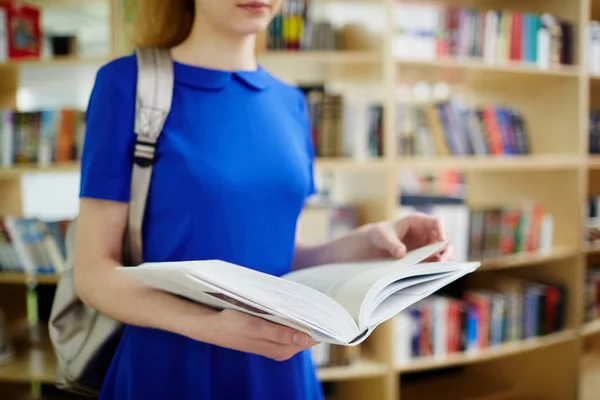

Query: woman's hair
left=127, top=0, right=196, bottom=49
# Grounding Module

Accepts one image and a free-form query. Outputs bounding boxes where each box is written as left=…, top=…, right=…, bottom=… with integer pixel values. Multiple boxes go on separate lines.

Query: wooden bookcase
left=0, top=0, right=599, bottom=399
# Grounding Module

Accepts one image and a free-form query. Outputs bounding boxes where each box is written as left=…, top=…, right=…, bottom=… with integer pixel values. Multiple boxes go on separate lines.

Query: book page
left=118, top=260, right=360, bottom=344
left=364, top=265, right=478, bottom=328
left=282, top=242, right=450, bottom=327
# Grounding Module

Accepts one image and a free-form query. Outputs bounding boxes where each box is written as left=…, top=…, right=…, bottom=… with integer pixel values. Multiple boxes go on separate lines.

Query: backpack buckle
left=133, top=136, right=157, bottom=167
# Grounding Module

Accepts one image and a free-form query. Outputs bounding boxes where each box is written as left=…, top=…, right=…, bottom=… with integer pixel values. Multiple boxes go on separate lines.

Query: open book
left=117, top=242, right=480, bottom=346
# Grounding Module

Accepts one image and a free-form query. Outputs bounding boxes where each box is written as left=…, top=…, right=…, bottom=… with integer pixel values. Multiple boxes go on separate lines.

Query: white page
left=366, top=265, right=478, bottom=328
left=333, top=263, right=472, bottom=329
left=283, top=241, right=447, bottom=300
left=120, top=260, right=359, bottom=343
left=284, top=242, right=460, bottom=330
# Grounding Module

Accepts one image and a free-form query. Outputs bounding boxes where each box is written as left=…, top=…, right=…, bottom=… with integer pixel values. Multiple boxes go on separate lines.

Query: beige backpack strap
left=128, top=48, right=174, bottom=266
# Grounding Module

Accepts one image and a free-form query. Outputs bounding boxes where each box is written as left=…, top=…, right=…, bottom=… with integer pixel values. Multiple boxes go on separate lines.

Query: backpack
left=48, top=47, right=174, bottom=397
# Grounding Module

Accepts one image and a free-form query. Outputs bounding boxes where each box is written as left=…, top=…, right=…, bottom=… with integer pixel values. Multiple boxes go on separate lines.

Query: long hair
left=127, top=0, right=196, bottom=49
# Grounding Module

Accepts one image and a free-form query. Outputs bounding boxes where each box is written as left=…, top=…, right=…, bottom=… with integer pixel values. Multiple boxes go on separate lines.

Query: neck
left=171, top=15, right=258, bottom=71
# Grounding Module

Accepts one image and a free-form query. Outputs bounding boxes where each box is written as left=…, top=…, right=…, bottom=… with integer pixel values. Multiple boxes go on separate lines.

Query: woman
left=73, top=0, right=451, bottom=399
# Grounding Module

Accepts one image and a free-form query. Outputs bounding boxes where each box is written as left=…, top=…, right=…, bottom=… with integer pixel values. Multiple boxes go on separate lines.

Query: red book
left=482, top=107, right=504, bottom=155
left=0, top=1, right=41, bottom=60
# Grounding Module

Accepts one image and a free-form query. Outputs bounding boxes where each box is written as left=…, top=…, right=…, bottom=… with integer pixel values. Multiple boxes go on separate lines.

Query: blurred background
left=0, top=0, right=599, bottom=399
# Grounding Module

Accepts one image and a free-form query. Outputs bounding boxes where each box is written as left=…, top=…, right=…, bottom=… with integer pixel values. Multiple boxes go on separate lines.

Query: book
left=117, top=241, right=480, bottom=346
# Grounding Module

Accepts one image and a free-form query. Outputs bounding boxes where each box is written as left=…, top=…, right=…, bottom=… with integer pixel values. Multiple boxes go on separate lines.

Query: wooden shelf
left=0, top=272, right=60, bottom=285
left=0, top=248, right=574, bottom=286
left=317, top=359, right=388, bottom=382
left=397, top=56, right=580, bottom=77
left=478, top=247, right=579, bottom=271
left=315, top=158, right=388, bottom=172
left=0, top=55, right=109, bottom=70
left=396, top=330, right=577, bottom=374
left=0, top=340, right=387, bottom=385
left=583, top=320, right=600, bottom=337
left=0, top=341, right=56, bottom=384
left=258, top=51, right=381, bottom=64
left=588, top=156, right=600, bottom=169
left=398, top=155, right=582, bottom=171
left=0, top=163, right=80, bottom=179
left=0, top=0, right=593, bottom=399
left=585, top=242, right=600, bottom=255
left=0, top=160, right=387, bottom=178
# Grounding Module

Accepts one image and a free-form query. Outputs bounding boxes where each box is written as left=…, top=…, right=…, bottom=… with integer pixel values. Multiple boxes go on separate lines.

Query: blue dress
left=79, top=54, right=324, bottom=400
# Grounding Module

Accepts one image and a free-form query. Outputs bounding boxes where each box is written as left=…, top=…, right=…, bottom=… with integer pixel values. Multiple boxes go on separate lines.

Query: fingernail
left=293, top=333, right=308, bottom=345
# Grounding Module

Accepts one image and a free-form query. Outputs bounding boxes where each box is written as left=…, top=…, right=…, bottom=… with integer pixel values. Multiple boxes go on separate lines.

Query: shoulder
left=260, top=68, right=306, bottom=108
left=93, top=53, right=138, bottom=96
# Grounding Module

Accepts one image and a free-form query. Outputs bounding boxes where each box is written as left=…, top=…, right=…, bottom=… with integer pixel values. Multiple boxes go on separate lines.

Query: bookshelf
left=0, top=0, right=599, bottom=399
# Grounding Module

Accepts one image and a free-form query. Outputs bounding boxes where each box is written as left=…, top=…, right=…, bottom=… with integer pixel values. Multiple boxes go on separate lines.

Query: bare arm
left=73, top=198, right=314, bottom=360
left=292, top=213, right=449, bottom=271
left=73, top=198, right=217, bottom=340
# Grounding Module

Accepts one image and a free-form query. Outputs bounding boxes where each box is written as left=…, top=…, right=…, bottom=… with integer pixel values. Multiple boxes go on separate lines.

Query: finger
left=440, top=243, right=453, bottom=261
left=424, top=242, right=453, bottom=262
left=379, top=224, right=407, bottom=258
left=255, top=339, right=315, bottom=362
left=419, top=215, right=446, bottom=242
left=253, top=319, right=311, bottom=346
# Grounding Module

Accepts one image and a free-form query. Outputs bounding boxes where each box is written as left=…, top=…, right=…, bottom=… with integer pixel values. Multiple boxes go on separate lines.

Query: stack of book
left=0, top=217, right=69, bottom=276
left=585, top=267, right=600, bottom=323
left=588, top=21, right=600, bottom=76
left=394, top=276, right=567, bottom=366
left=589, top=110, right=600, bottom=154
left=0, top=108, right=85, bottom=168
left=266, top=0, right=369, bottom=52
left=301, top=86, right=383, bottom=159
left=399, top=195, right=554, bottom=263
left=394, top=2, right=574, bottom=68
left=585, top=196, right=600, bottom=246
left=397, top=93, right=531, bottom=157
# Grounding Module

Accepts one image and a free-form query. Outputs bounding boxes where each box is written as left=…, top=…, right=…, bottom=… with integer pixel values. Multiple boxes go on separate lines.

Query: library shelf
left=317, top=359, right=388, bottom=382
left=0, top=247, right=573, bottom=287
left=258, top=51, right=381, bottom=64
left=397, top=155, right=583, bottom=171
left=0, top=340, right=56, bottom=384
left=0, top=339, right=387, bottom=385
left=396, top=56, right=580, bottom=78
left=0, top=55, right=109, bottom=70
left=396, top=330, right=577, bottom=374
left=315, top=158, right=388, bottom=172
left=0, top=273, right=59, bottom=285
left=588, top=156, right=600, bottom=169
left=478, top=247, right=579, bottom=271
left=0, top=160, right=387, bottom=178
left=583, top=320, right=600, bottom=337
left=0, top=163, right=80, bottom=179
left=584, top=242, right=600, bottom=255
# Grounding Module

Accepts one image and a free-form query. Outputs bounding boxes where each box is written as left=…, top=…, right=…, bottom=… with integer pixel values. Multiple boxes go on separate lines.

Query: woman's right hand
left=200, top=309, right=317, bottom=361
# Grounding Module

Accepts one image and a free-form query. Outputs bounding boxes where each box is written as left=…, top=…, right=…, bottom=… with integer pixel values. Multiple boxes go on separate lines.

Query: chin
left=231, top=21, right=270, bottom=36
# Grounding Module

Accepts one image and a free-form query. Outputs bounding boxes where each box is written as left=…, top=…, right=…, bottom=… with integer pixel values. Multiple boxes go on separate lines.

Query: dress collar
left=173, top=61, right=271, bottom=91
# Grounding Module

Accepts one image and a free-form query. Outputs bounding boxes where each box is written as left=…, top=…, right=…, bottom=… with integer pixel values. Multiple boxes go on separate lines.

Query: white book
left=537, top=26, right=551, bottom=70
left=483, top=11, right=498, bottom=65
left=393, top=311, right=412, bottom=366
left=1, top=110, right=13, bottom=168
left=118, top=242, right=480, bottom=346
left=0, top=8, right=7, bottom=63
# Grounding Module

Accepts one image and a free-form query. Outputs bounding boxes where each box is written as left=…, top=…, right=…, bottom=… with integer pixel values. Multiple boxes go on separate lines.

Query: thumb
left=380, top=225, right=408, bottom=259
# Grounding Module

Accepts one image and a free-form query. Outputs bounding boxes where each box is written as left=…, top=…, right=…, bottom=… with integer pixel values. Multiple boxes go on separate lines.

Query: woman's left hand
left=362, top=212, right=453, bottom=262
